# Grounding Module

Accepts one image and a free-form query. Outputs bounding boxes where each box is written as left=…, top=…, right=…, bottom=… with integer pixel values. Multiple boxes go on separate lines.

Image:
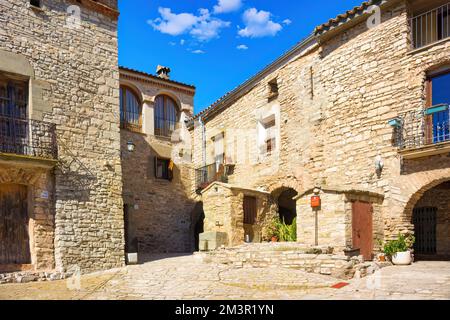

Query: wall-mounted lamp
left=375, top=155, right=384, bottom=172
left=388, top=118, right=402, bottom=128
left=127, top=141, right=136, bottom=153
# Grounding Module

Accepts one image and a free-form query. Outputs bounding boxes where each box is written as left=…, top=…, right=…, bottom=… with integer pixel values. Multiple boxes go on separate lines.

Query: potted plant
left=382, top=233, right=415, bottom=265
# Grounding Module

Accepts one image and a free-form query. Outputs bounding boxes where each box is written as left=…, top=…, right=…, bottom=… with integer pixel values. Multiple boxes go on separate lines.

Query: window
left=268, top=78, right=279, bottom=101
left=155, top=157, right=173, bottom=181
left=212, top=132, right=225, bottom=171
left=410, top=3, right=450, bottom=49
left=258, top=115, right=277, bottom=155
left=0, top=74, right=28, bottom=119
left=29, top=0, right=42, bottom=8
left=425, top=71, right=450, bottom=144
left=154, top=95, right=178, bottom=137
left=120, top=86, right=142, bottom=132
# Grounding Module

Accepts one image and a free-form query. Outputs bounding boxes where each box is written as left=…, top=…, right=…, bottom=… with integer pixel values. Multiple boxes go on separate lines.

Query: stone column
left=142, top=100, right=154, bottom=136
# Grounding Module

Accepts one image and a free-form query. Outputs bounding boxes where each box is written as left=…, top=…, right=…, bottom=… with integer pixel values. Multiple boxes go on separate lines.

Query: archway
left=190, top=202, right=205, bottom=252
left=272, top=188, right=298, bottom=225
left=412, top=181, right=450, bottom=261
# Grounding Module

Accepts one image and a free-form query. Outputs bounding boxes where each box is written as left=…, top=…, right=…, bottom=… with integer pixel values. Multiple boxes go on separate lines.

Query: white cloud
left=191, top=9, right=231, bottom=41
left=149, top=7, right=230, bottom=42
left=191, top=49, right=206, bottom=54
left=180, top=39, right=186, bottom=45
left=238, top=8, right=282, bottom=38
left=237, top=44, right=248, bottom=50
left=214, top=0, right=242, bottom=14
left=283, top=19, right=292, bottom=26
left=149, top=8, right=198, bottom=36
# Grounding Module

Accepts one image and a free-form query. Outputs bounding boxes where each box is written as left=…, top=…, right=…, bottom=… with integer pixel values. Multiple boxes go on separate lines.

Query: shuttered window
left=120, top=86, right=142, bottom=132
left=154, top=95, right=178, bottom=137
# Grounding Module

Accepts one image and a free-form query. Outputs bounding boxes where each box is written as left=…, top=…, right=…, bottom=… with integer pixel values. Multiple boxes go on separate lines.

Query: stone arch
left=269, top=183, right=300, bottom=226
left=152, top=90, right=183, bottom=111
left=119, top=80, right=144, bottom=103
left=403, top=175, right=450, bottom=223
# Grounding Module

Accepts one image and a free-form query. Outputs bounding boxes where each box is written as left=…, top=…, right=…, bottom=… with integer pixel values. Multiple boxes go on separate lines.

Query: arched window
left=154, top=95, right=178, bottom=137
left=120, top=86, right=142, bottom=132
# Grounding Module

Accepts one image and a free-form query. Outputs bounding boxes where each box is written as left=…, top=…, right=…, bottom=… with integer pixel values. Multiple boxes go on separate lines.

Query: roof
left=119, top=66, right=196, bottom=91
left=314, top=0, right=389, bottom=36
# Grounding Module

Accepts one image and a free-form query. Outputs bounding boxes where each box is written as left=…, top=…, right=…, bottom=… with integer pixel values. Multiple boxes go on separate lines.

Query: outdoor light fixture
left=375, top=155, right=384, bottom=172
left=388, top=118, right=402, bottom=128
left=127, top=141, right=136, bottom=153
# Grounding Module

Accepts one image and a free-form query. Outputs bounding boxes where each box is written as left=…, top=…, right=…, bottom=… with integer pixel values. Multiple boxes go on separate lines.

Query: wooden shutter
left=243, top=196, right=257, bottom=225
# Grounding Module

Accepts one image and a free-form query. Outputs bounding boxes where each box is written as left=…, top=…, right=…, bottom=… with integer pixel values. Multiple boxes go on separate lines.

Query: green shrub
left=273, top=217, right=297, bottom=242
left=381, top=233, right=415, bottom=257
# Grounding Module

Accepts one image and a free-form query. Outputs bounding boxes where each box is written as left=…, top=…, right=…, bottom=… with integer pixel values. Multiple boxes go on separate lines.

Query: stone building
left=191, top=0, right=450, bottom=261
left=0, top=0, right=124, bottom=275
left=118, top=66, right=198, bottom=254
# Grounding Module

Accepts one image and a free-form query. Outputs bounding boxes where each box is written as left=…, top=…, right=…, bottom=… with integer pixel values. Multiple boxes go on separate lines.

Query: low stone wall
left=198, top=243, right=387, bottom=280
left=0, top=270, right=65, bottom=284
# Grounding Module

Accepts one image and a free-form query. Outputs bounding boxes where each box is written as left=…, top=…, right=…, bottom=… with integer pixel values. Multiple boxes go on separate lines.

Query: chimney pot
left=156, top=65, right=171, bottom=79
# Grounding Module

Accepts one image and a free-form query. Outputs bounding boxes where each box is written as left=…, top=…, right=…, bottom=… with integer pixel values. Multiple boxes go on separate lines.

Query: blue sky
left=118, top=0, right=363, bottom=114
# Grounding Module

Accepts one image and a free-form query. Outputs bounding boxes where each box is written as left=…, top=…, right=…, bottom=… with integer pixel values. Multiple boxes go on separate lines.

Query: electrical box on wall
left=311, top=196, right=321, bottom=208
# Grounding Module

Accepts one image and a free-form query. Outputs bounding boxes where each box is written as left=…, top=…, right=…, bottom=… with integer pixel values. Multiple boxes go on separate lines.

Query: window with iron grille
left=154, top=95, right=178, bottom=137
left=120, top=86, right=142, bottom=132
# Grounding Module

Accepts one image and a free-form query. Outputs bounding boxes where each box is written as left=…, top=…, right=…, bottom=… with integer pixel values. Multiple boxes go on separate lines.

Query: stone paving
left=0, top=254, right=448, bottom=300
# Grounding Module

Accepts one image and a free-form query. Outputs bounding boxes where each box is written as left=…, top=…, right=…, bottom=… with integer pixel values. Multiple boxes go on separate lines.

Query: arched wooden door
left=0, top=184, right=31, bottom=265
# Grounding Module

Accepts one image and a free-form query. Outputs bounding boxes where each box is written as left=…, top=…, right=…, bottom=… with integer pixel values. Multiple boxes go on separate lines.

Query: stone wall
left=191, top=0, right=450, bottom=249
left=0, top=0, right=124, bottom=273
left=200, top=183, right=275, bottom=248
left=199, top=243, right=386, bottom=280
left=119, top=69, right=197, bottom=253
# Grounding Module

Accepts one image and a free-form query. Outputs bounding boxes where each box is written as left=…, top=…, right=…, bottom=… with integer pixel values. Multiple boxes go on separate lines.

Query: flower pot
left=391, top=251, right=412, bottom=265
left=271, top=236, right=278, bottom=243
left=378, top=255, right=386, bottom=262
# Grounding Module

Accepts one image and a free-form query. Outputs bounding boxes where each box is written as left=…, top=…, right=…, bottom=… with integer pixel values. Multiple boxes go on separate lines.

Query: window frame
left=120, top=85, right=142, bottom=133
left=425, top=69, right=450, bottom=144
left=154, top=95, right=179, bottom=138
left=154, top=156, right=173, bottom=181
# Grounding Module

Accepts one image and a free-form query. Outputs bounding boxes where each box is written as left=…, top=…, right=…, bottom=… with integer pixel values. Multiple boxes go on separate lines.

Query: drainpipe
left=198, top=116, right=206, bottom=167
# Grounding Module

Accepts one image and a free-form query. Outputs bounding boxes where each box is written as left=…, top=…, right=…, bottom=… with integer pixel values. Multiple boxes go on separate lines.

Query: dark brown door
left=243, top=196, right=257, bottom=225
left=352, top=201, right=373, bottom=261
left=0, top=184, right=31, bottom=265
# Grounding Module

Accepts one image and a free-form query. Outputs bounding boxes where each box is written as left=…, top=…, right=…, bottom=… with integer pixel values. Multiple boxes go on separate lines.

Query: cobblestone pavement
left=0, top=254, right=448, bottom=300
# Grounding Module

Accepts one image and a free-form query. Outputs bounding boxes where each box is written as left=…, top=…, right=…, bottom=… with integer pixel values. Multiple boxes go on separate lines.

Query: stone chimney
left=156, top=65, right=171, bottom=79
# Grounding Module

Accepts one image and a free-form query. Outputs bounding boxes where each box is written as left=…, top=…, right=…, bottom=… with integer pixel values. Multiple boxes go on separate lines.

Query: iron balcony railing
left=195, top=163, right=229, bottom=192
left=410, top=2, right=450, bottom=49
left=0, top=115, right=57, bottom=159
left=395, top=106, right=450, bottom=150
left=154, top=118, right=178, bottom=138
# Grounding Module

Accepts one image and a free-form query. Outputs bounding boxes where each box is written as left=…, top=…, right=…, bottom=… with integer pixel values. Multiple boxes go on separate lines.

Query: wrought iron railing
left=195, top=163, right=228, bottom=191
left=395, top=107, right=450, bottom=149
left=154, top=118, right=178, bottom=138
left=0, top=115, right=57, bottom=159
left=410, top=2, right=450, bottom=49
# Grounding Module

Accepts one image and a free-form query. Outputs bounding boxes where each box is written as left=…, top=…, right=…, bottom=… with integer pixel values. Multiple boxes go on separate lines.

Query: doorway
left=352, top=201, right=373, bottom=261
left=0, top=184, right=31, bottom=266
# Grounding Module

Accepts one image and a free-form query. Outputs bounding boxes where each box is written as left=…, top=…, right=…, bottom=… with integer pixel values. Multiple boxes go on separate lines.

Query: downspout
left=198, top=116, right=206, bottom=167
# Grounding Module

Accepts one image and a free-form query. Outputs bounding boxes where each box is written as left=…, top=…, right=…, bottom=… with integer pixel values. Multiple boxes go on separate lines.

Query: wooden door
left=0, top=184, right=31, bottom=265
left=243, top=196, right=257, bottom=225
left=352, top=201, right=373, bottom=261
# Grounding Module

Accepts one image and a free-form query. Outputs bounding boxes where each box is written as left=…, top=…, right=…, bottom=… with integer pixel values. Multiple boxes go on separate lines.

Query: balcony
left=0, top=115, right=58, bottom=162
left=195, top=163, right=230, bottom=193
left=394, top=105, right=450, bottom=159
left=410, top=2, right=450, bottom=49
